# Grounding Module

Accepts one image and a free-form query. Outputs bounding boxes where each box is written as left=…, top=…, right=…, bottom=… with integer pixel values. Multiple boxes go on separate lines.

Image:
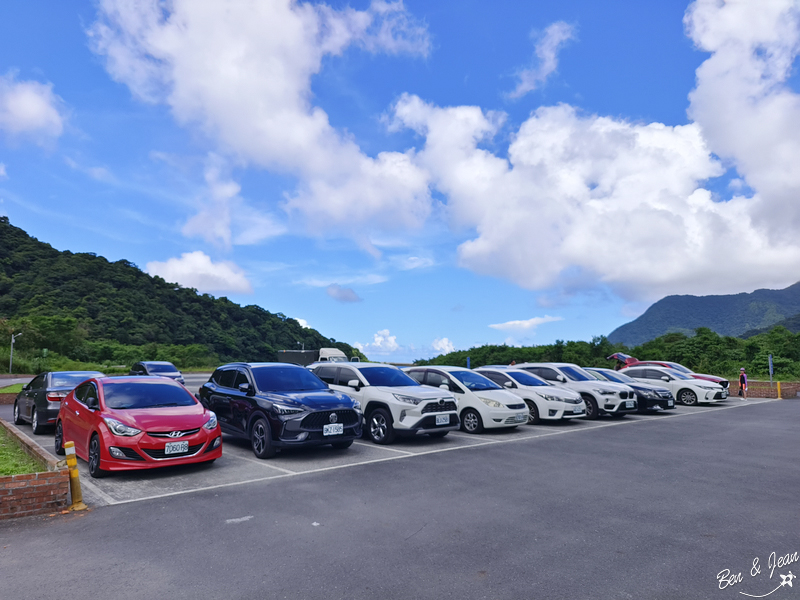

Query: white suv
left=475, top=367, right=585, bottom=423
left=403, top=366, right=528, bottom=433
left=309, top=363, right=459, bottom=444
left=514, top=363, right=637, bottom=420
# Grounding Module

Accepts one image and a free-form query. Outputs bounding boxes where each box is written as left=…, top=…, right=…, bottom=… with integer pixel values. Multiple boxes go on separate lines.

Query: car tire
left=331, top=440, right=354, bottom=450
left=525, top=400, right=540, bottom=425
left=250, top=417, right=276, bottom=459
left=12, top=400, right=23, bottom=425
left=31, top=409, right=44, bottom=435
left=428, top=431, right=448, bottom=438
left=678, top=389, right=698, bottom=406
left=461, top=408, right=484, bottom=434
left=367, top=408, right=395, bottom=445
left=582, top=395, right=599, bottom=420
left=88, top=434, right=108, bottom=479
left=54, top=421, right=65, bottom=456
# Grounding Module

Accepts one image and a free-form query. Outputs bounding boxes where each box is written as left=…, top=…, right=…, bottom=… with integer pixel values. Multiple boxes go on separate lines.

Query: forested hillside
left=607, top=283, right=800, bottom=346
left=0, top=217, right=362, bottom=371
left=417, top=327, right=800, bottom=380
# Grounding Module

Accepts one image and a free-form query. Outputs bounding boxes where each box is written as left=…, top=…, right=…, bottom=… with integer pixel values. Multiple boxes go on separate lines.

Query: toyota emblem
left=329, top=413, right=338, bottom=424
left=439, top=399, right=445, bottom=405
left=168, top=431, right=183, bottom=438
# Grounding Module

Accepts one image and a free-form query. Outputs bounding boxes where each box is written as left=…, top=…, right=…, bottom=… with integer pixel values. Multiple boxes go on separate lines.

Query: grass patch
left=0, top=383, right=23, bottom=394
left=0, top=426, right=44, bottom=476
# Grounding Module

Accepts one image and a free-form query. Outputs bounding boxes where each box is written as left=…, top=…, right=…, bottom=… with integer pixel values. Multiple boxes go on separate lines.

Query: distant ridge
left=607, top=282, right=800, bottom=346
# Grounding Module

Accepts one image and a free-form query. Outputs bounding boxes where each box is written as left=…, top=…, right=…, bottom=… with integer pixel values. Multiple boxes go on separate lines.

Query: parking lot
left=1, top=392, right=797, bottom=600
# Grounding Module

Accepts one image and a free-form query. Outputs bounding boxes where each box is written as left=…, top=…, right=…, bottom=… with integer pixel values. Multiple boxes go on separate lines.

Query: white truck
left=277, top=348, right=358, bottom=366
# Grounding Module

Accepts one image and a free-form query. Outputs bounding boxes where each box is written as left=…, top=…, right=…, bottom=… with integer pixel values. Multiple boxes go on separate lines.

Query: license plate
left=515, top=413, right=526, bottom=422
left=573, top=407, right=583, bottom=414
left=668, top=400, right=674, bottom=407
left=165, top=441, right=189, bottom=455
left=323, top=423, right=343, bottom=436
left=435, top=414, right=450, bottom=426
left=625, top=401, right=634, bottom=408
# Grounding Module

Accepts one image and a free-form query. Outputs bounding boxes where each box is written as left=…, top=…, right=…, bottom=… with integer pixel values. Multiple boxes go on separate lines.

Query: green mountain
left=607, top=282, right=800, bottom=347
left=0, top=216, right=360, bottom=364
left=741, top=312, right=800, bottom=338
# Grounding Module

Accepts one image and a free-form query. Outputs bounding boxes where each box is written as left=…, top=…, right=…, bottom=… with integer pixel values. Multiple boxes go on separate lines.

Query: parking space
left=0, top=397, right=774, bottom=507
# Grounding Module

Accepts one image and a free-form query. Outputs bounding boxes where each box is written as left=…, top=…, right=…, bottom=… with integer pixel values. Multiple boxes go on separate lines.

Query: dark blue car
left=197, top=362, right=362, bottom=458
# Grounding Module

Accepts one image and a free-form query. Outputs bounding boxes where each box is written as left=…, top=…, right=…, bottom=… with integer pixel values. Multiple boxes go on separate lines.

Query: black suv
left=197, top=362, right=362, bottom=458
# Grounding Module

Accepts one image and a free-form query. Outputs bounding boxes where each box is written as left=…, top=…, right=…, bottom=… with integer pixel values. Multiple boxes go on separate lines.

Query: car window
left=625, top=369, right=647, bottom=379
left=219, top=370, right=237, bottom=389
left=104, top=381, right=196, bottom=409
left=646, top=369, right=668, bottom=379
left=314, top=366, right=338, bottom=385
left=450, top=370, right=501, bottom=391
left=529, top=367, right=559, bottom=381
left=507, top=371, right=549, bottom=387
left=425, top=371, right=450, bottom=388
left=74, top=383, right=91, bottom=404
left=336, top=368, right=359, bottom=386
left=145, top=363, right=179, bottom=374
left=29, top=374, right=46, bottom=390
left=83, top=384, right=99, bottom=407
left=596, top=370, right=634, bottom=385
left=210, top=369, right=224, bottom=384
left=560, top=366, right=593, bottom=381
left=480, top=371, right=510, bottom=386
left=51, top=372, right=104, bottom=388
left=405, top=370, right=425, bottom=384
left=358, top=367, right=419, bottom=387
left=252, top=366, right=328, bottom=392
left=233, top=370, right=250, bottom=389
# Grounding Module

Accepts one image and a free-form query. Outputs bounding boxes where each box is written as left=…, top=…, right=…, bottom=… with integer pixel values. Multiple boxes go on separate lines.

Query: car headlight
left=593, top=388, right=616, bottom=396
left=697, top=385, right=716, bottom=390
left=273, top=403, right=304, bottom=415
left=538, top=394, right=561, bottom=403
left=478, top=397, right=504, bottom=409
left=641, top=390, right=658, bottom=398
left=393, top=394, right=422, bottom=405
left=203, top=411, right=218, bottom=430
left=103, top=418, right=142, bottom=437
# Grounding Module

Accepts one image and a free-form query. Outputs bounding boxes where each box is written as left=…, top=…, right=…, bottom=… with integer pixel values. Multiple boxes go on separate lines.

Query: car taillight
left=47, top=392, right=67, bottom=402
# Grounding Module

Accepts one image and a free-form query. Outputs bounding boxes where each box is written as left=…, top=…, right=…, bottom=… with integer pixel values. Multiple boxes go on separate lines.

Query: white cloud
left=355, top=329, right=400, bottom=356
left=298, top=273, right=387, bottom=287
left=146, top=251, right=253, bottom=293
left=391, top=255, right=435, bottom=270
left=0, top=163, right=6, bottom=179
left=326, top=284, right=363, bottom=303
left=64, top=156, right=114, bottom=182
left=90, top=0, right=432, bottom=246
left=509, top=21, right=575, bottom=99
left=432, top=337, right=455, bottom=354
left=295, top=318, right=310, bottom=328
left=489, top=315, right=563, bottom=331
left=0, top=72, right=64, bottom=143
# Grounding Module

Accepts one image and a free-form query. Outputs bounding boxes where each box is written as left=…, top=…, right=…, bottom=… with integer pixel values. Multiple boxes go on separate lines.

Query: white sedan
left=620, top=365, right=728, bottom=405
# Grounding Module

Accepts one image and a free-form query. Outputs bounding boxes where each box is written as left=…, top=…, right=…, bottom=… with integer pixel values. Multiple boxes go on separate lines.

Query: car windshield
left=104, top=381, right=196, bottom=409
left=146, top=363, right=179, bottom=373
left=252, top=366, right=328, bottom=392
left=51, top=372, right=104, bottom=388
left=586, top=370, right=606, bottom=381
left=359, top=367, right=419, bottom=387
left=663, top=370, right=692, bottom=380
left=507, top=371, right=549, bottom=387
left=662, top=362, right=692, bottom=374
left=450, top=371, right=501, bottom=391
left=596, top=370, right=635, bottom=385
left=560, top=366, right=594, bottom=381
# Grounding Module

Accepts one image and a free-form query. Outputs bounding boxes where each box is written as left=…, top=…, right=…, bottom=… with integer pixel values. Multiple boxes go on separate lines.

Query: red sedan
left=55, top=376, right=222, bottom=478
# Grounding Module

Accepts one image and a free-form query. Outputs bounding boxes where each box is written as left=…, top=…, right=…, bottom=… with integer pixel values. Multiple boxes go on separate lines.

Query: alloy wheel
left=252, top=421, right=267, bottom=455
left=370, top=413, right=387, bottom=442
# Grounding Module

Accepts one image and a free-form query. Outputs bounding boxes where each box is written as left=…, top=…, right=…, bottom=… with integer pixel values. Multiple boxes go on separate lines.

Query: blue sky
left=2, top=0, right=800, bottom=362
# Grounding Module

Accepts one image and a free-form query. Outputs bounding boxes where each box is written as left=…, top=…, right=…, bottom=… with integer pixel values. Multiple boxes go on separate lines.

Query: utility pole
left=297, top=341, right=304, bottom=351
left=9, top=332, right=22, bottom=374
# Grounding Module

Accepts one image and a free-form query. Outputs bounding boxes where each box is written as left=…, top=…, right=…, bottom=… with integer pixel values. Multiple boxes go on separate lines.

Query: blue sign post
left=466, top=356, right=471, bottom=369
left=769, top=354, right=774, bottom=385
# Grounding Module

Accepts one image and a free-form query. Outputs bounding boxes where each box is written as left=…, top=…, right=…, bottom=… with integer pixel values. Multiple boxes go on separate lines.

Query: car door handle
left=74, top=410, right=80, bottom=415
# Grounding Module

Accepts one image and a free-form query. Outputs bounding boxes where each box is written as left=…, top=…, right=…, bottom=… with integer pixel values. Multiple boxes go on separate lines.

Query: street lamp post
left=9, top=332, right=22, bottom=374
left=297, top=341, right=304, bottom=351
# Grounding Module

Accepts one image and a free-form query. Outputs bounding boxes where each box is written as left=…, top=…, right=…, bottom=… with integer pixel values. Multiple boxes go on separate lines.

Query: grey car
left=129, top=361, right=185, bottom=384
left=13, top=371, right=104, bottom=434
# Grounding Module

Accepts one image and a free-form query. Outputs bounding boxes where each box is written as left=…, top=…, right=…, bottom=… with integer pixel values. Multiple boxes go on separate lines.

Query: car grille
left=142, top=443, right=204, bottom=459
left=116, top=447, right=145, bottom=461
left=504, top=416, right=523, bottom=424
left=301, top=410, right=360, bottom=430
left=720, top=381, right=729, bottom=389
left=506, top=403, right=526, bottom=410
left=147, top=428, right=201, bottom=438
left=421, top=401, right=457, bottom=413
left=619, top=391, right=630, bottom=399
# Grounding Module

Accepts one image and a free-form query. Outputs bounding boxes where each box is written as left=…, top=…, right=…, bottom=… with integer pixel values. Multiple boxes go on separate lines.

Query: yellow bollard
left=64, top=441, right=88, bottom=511
left=777, top=381, right=782, bottom=400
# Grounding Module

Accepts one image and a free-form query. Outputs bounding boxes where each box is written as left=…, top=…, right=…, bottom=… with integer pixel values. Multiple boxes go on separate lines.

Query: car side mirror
left=504, top=381, right=515, bottom=389
left=439, top=383, right=450, bottom=390
left=661, top=376, right=670, bottom=382
left=557, top=375, right=566, bottom=382
left=238, top=383, right=254, bottom=395
left=87, top=398, right=99, bottom=410
left=347, top=379, right=360, bottom=390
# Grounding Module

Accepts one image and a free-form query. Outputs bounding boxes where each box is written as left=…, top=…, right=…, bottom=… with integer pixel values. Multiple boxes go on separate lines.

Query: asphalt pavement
left=1, top=397, right=797, bottom=599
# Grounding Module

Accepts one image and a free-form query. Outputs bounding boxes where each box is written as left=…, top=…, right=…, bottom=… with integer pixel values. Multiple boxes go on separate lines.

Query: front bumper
left=486, top=409, right=529, bottom=428
left=97, top=428, right=223, bottom=471
left=274, top=408, right=362, bottom=447
left=636, top=394, right=675, bottom=410
left=601, top=398, right=638, bottom=413
left=542, top=402, right=586, bottom=419
left=396, top=412, right=460, bottom=435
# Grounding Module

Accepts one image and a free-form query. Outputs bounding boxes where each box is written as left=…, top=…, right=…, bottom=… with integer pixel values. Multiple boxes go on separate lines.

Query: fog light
left=400, top=410, right=407, bottom=420
left=212, top=437, right=221, bottom=449
left=109, top=446, right=126, bottom=459
left=549, top=410, right=557, bottom=417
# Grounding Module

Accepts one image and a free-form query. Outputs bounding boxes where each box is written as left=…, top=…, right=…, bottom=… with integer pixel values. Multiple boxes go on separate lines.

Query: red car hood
left=691, top=373, right=728, bottom=384
left=106, top=404, right=209, bottom=432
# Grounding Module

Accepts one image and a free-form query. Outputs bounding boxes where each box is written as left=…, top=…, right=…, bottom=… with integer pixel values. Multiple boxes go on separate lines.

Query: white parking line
left=99, top=399, right=775, bottom=507
left=224, top=451, right=297, bottom=474
left=352, top=440, right=413, bottom=454
left=80, top=475, right=120, bottom=506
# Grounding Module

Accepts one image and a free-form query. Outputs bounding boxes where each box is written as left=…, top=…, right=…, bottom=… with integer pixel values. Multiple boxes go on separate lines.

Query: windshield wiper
left=146, top=402, right=181, bottom=408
